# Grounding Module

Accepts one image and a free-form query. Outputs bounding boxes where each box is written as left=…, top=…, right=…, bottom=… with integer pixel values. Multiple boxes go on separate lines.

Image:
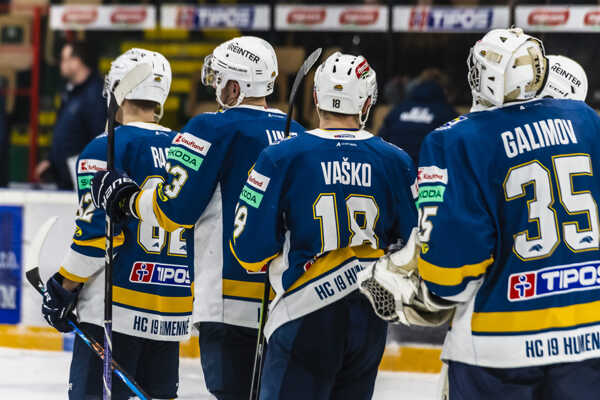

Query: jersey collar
left=125, top=121, right=171, bottom=132
left=234, top=104, right=286, bottom=115
left=307, top=128, right=374, bottom=141
left=474, top=97, right=544, bottom=113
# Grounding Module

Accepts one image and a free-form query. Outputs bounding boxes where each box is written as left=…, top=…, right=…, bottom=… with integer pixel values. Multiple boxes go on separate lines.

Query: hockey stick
left=24, top=217, right=150, bottom=399
left=103, top=63, right=153, bottom=400
left=249, top=47, right=323, bottom=400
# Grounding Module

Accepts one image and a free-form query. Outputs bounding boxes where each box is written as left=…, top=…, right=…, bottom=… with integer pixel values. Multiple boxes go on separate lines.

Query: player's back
left=178, top=105, right=305, bottom=328
left=233, top=128, right=416, bottom=338
left=70, top=122, right=193, bottom=341
left=418, top=98, right=600, bottom=367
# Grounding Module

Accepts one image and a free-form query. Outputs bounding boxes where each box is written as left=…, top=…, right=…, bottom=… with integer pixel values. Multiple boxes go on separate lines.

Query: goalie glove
left=358, top=228, right=455, bottom=327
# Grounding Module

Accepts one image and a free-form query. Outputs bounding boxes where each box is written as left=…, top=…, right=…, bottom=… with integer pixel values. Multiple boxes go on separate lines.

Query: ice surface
left=0, top=347, right=440, bottom=399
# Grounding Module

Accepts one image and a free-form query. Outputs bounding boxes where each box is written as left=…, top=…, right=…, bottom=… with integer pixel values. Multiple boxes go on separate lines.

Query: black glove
left=42, top=273, right=81, bottom=333
left=91, top=169, right=139, bottom=224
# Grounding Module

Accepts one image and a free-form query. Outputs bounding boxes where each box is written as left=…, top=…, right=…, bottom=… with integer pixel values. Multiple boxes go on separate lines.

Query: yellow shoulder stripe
left=223, top=279, right=275, bottom=301
left=229, top=241, right=278, bottom=272
left=58, top=267, right=89, bottom=283
left=418, top=256, right=493, bottom=287
left=287, top=244, right=384, bottom=293
left=472, top=300, right=600, bottom=333
left=152, top=190, right=194, bottom=232
left=72, top=232, right=125, bottom=250
left=113, top=286, right=193, bottom=314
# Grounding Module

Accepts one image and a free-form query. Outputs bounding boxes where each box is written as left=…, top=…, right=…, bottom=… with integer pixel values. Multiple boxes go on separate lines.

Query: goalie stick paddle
left=249, top=47, right=323, bottom=400
left=24, top=217, right=150, bottom=400
left=103, top=62, right=153, bottom=400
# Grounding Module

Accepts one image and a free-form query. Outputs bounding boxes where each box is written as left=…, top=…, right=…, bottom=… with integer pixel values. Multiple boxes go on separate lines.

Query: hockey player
left=42, top=48, right=193, bottom=399
left=90, top=36, right=306, bottom=400
left=360, top=28, right=600, bottom=400
left=228, top=52, right=417, bottom=399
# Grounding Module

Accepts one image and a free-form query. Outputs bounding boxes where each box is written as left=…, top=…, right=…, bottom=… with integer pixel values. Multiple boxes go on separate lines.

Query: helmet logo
left=154, top=76, right=162, bottom=82
left=334, top=84, right=343, bottom=91
left=355, top=60, right=370, bottom=78
left=227, top=43, right=260, bottom=64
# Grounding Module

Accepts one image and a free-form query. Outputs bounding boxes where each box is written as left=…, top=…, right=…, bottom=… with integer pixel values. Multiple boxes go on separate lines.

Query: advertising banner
left=50, top=5, right=156, bottom=31
left=393, top=6, right=509, bottom=32
left=275, top=5, right=388, bottom=32
left=516, top=6, right=600, bottom=32
left=161, top=5, right=270, bottom=30
left=0, top=206, right=22, bottom=324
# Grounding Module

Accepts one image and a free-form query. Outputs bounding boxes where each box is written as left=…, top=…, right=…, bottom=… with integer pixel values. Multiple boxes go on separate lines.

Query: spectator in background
left=34, top=41, right=105, bottom=190
left=378, top=69, right=457, bottom=164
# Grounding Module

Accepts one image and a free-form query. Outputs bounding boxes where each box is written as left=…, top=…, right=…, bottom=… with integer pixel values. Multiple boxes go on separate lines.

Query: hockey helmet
left=468, top=28, right=547, bottom=109
left=313, top=52, right=378, bottom=128
left=201, top=36, right=278, bottom=109
left=540, top=55, right=588, bottom=101
left=104, top=48, right=172, bottom=122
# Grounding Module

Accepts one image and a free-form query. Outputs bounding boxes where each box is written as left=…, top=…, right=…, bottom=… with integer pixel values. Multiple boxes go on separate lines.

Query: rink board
left=0, top=324, right=443, bottom=373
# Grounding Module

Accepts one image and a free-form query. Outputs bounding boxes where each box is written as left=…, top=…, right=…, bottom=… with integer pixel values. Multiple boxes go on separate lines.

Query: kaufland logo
left=77, top=159, right=107, bottom=173
left=527, top=9, right=569, bottom=26
left=417, top=166, right=448, bottom=185
left=174, top=133, right=211, bottom=156
left=339, top=9, right=379, bottom=26
left=247, top=169, right=270, bottom=192
left=584, top=11, right=600, bottom=26
left=130, top=262, right=190, bottom=287
left=508, top=261, right=600, bottom=301
left=110, top=8, right=147, bottom=24
left=287, top=8, right=326, bottom=25
left=62, top=8, right=98, bottom=25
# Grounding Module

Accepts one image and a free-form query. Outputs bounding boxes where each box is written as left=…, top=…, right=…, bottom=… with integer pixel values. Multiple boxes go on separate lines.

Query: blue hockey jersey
left=60, top=122, right=193, bottom=341
left=417, top=98, right=600, bottom=367
left=230, top=128, right=417, bottom=339
left=134, top=105, right=305, bottom=328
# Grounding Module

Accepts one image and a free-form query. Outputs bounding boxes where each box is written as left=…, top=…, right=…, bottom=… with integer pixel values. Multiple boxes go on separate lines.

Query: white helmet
left=201, top=36, right=278, bottom=109
left=540, top=55, right=588, bottom=101
left=468, top=28, right=547, bottom=110
left=314, top=52, right=377, bottom=128
left=104, top=48, right=172, bottom=122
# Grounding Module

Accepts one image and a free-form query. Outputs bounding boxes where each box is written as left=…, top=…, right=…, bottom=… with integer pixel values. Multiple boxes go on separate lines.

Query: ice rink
left=0, top=347, right=440, bottom=399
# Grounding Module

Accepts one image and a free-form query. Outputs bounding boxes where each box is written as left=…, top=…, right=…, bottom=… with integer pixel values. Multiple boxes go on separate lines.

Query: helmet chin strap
left=359, top=102, right=372, bottom=129
left=153, top=103, right=164, bottom=123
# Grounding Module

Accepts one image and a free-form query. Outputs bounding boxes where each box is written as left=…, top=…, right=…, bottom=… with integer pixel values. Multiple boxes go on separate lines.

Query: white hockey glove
left=358, top=228, right=455, bottom=327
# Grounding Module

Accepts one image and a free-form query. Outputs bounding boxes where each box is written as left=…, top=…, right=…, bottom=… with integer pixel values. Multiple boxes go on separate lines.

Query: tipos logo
left=508, top=261, right=600, bottom=301
left=129, top=262, right=190, bottom=287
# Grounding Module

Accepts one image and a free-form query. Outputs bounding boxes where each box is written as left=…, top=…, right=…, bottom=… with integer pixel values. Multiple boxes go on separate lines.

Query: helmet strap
left=358, top=100, right=373, bottom=129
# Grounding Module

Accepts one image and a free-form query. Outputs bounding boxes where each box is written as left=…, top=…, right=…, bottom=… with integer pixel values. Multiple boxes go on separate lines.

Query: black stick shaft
left=103, top=94, right=118, bottom=400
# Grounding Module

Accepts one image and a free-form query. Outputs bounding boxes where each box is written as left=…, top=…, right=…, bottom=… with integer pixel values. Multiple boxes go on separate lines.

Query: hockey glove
left=91, top=170, right=139, bottom=224
left=358, top=228, right=455, bottom=327
left=42, top=272, right=81, bottom=333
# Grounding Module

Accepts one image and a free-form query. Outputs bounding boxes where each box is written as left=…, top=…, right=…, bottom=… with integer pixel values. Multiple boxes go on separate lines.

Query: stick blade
left=113, top=63, right=153, bottom=106
left=301, top=47, right=323, bottom=77
left=288, top=48, right=323, bottom=104
left=26, top=267, right=45, bottom=295
left=26, top=216, right=58, bottom=273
